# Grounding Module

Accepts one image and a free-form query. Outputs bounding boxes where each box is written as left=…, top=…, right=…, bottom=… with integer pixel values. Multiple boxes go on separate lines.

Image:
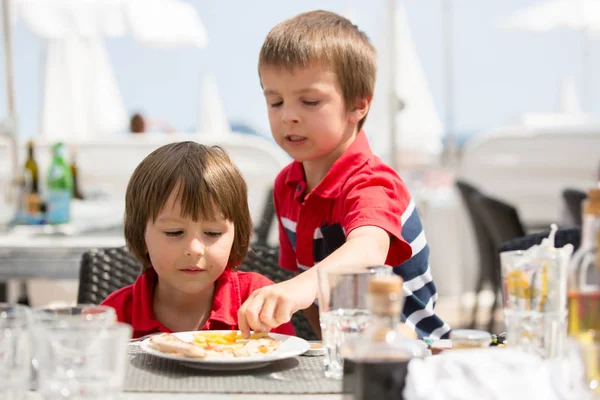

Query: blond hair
left=124, top=142, right=252, bottom=273
left=258, top=10, right=376, bottom=129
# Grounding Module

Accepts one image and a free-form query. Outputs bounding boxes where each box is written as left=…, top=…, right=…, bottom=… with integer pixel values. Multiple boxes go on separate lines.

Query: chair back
left=77, top=247, right=140, bottom=304
left=252, top=187, right=275, bottom=246
left=455, top=180, right=496, bottom=275
left=471, top=193, right=526, bottom=250
left=562, top=189, right=587, bottom=227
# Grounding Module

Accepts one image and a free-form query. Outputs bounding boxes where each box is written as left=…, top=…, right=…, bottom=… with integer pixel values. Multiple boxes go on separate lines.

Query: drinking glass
left=318, top=265, right=392, bottom=380
left=0, top=303, right=32, bottom=400
left=500, top=250, right=567, bottom=358
left=36, top=322, right=132, bottom=399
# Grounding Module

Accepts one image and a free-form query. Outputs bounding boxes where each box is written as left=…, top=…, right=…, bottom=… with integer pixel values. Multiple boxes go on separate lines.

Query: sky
left=1, top=0, right=600, bottom=140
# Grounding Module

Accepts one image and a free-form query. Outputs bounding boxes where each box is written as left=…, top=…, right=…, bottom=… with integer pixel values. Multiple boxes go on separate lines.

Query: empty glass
left=36, top=322, right=132, bottom=399
left=318, top=265, right=393, bottom=380
left=0, top=304, right=32, bottom=400
left=32, top=304, right=116, bottom=327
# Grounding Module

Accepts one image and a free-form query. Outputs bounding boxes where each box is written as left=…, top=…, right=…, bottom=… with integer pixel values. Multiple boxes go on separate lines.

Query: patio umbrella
left=1, top=0, right=18, bottom=186
left=364, top=2, right=443, bottom=168
left=10, top=0, right=208, bottom=141
left=198, top=72, right=231, bottom=138
left=501, top=0, right=600, bottom=110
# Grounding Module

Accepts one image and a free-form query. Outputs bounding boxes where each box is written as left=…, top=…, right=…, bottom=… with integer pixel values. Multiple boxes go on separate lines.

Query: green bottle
left=46, top=142, right=73, bottom=224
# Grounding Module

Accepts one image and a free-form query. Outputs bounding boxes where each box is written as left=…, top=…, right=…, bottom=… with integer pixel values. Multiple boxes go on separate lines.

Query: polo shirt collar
left=284, top=130, right=372, bottom=199
left=131, top=267, right=239, bottom=332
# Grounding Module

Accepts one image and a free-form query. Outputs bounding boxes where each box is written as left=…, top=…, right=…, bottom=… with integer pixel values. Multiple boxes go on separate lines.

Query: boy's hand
left=238, top=273, right=317, bottom=338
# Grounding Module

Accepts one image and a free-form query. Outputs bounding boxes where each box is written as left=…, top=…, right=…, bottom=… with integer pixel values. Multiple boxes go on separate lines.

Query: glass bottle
left=70, top=146, right=84, bottom=200
left=567, top=188, right=600, bottom=340
left=17, top=140, right=41, bottom=223
left=342, top=275, right=425, bottom=400
left=24, top=140, right=39, bottom=194
left=46, top=142, right=73, bottom=224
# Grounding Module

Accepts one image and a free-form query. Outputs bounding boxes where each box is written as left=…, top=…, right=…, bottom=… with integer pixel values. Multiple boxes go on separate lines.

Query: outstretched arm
left=237, top=225, right=390, bottom=337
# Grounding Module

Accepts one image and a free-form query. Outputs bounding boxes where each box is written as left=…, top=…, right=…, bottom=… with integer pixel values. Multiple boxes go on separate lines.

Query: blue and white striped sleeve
left=393, top=199, right=452, bottom=340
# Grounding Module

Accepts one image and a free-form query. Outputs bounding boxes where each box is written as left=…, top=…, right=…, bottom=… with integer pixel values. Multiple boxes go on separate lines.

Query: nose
left=281, top=104, right=299, bottom=124
left=185, top=237, right=205, bottom=257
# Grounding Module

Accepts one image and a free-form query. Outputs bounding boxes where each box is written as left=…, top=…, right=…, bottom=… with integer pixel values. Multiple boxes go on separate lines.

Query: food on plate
left=149, top=333, right=207, bottom=358
left=148, top=331, right=280, bottom=359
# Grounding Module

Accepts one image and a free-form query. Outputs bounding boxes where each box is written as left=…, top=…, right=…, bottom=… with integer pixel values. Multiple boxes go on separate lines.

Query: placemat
left=124, top=345, right=342, bottom=394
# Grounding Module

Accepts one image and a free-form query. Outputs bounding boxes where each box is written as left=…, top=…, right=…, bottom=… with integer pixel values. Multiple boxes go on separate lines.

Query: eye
left=164, top=231, right=183, bottom=237
left=303, top=100, right=319, bottom=106
left=269, top=101, right=283, bottom=108
left=204, top=231, right=222, bottom=238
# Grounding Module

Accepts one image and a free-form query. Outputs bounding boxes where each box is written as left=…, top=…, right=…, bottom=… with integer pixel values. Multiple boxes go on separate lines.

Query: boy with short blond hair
left=238, top=10, right=450, bottom=339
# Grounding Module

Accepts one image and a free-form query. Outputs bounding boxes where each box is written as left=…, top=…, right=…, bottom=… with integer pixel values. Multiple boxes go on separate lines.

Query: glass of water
left=0, top=303, right=32, bottom=400
left=318, top=265, right=392, bottom=379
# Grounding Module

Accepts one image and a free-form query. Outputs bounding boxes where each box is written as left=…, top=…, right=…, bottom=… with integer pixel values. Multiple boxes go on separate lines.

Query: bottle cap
left=583, top=188, right=600, bottom=215
left=368, top=275, right=403, bottom=295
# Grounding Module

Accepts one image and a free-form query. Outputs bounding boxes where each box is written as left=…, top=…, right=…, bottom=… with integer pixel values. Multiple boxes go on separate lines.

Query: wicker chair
left=252, top=187, right=275, bottom=247
left=77, top=245, right=317, bottom=340
left=562, top=188, right=587, bottom=227
left=469, top=192, right=527, bottom=332
left=455, top=180, right=498, bottom=329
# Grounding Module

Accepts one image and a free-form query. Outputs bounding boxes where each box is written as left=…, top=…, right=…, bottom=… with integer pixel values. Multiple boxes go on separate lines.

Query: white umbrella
left=364, top=3, right=443, bottom=166
left=1, top=0, right=18, bottom=186
left=124, top=0, right=208, bottom=48
left=501, top=0, right=600, bottom=110
left=558, top=76, right=584, bottom=114
left=13, top=0, right=208, bottom=141
left=198, top=73, right=231, bottom=138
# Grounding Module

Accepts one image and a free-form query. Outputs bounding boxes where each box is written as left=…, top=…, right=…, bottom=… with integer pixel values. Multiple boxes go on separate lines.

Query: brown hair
left=130, top=113, right=145, bottom=134
left=124, top=141, right=252, bottom=273
left=258, top=10, right=376, bottom=130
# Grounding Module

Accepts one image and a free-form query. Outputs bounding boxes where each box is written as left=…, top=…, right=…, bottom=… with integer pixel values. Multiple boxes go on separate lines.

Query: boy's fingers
left=259, top=296, right=278, bottom=328
left=274, top=301, right=293, bottom=325
left=237, top=305, right=251, bottom=339
left=244, top=293, right=266, bottom=333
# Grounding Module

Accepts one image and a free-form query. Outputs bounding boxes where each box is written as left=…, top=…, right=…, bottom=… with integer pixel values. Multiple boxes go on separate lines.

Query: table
left=25, top=393, right=340, bottom=399
left=0, top=200, right=125, bottom=303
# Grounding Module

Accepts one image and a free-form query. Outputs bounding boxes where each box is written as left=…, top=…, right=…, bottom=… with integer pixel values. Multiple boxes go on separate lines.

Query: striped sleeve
left=394, top=200, right=451, bottom=340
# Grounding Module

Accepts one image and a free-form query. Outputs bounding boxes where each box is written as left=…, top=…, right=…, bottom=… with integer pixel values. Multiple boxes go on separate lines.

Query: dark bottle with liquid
left=342, top=275, right=425, bottom=400
left=24, top=140, right=39, bottom=194
left=20, top=140, right=41, bottom=222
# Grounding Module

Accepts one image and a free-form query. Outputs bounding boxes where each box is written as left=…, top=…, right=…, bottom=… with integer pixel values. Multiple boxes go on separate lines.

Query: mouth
left=179, top=266, right=206, bottom=273
left=285, top=135, right=307, bottom=143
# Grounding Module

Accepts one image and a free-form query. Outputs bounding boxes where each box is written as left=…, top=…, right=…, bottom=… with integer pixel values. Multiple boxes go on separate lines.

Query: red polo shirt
left=274, top=130, right=413, bottom=271
left=101, top=268, right=295, bottom=338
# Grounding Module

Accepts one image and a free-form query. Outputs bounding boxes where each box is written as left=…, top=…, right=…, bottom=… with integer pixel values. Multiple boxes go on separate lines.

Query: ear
left=348, top=96, right=372, bottom=124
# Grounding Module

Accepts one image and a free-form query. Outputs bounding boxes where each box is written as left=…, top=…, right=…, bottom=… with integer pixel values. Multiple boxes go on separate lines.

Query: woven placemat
left=124, top=345, right=342, bottom=394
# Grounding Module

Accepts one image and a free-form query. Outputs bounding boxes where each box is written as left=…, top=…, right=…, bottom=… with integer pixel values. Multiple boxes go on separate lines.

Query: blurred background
left=1, top=0, right=599, bottom=332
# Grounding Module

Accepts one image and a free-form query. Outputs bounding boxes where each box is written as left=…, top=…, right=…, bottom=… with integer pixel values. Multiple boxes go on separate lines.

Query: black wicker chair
left=562, top=188, right=587, bottom=227
left=455, top=180, right=498, bottom=329
left=252, top=187, right=275, bottom=246
left=469, top=192, right=527, bottom=332
left=500, top=228, right=581, bottom=254
left=77, top=245, right=317, bottom=340
left=77, top=247, right=140, bottom=305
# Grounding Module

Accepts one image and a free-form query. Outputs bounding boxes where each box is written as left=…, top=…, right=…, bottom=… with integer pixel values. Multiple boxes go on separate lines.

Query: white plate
left=139, top=330, right=310, bottom=371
